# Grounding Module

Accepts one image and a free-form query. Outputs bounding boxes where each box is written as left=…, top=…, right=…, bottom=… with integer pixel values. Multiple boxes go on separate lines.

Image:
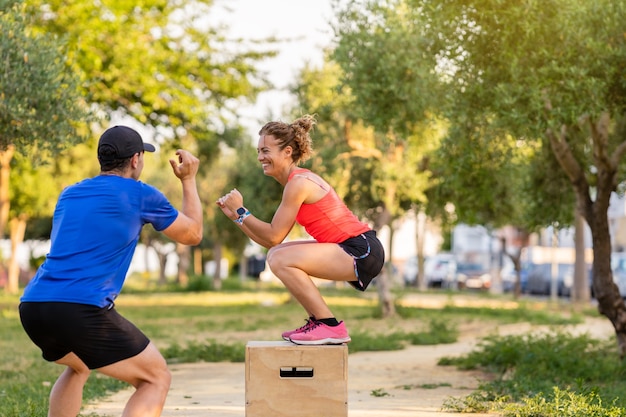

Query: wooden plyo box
left=245, top=341, right=348, bottom=417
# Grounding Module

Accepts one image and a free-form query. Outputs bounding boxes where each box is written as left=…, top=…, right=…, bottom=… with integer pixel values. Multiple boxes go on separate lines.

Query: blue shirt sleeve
left=139, top=182, right=179, bottom=231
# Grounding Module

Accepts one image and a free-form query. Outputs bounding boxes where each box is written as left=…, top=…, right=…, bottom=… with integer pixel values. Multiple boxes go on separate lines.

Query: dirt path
left=83, top=341, right=494, bottom=417
left=83, top=316, right=614, bottom=417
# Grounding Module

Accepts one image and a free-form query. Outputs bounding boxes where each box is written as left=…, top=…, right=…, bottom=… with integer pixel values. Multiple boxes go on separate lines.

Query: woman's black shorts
left=338, top=230, right=385, bottom=291
left=19, top=302, right=150, bottom=370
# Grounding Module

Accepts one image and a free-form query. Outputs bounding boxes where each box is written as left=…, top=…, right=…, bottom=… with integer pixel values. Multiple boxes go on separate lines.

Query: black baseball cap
left=97, top=125, right=156, bottom=161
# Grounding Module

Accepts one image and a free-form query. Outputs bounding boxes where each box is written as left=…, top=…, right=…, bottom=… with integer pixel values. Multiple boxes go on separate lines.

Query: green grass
left=0, top=304, right=127, bottom=417
left=500, top=387, right=625, bottom=417
left=440, top=331, right=626, bottom=415
left=0, top=280, right=614, bottom=416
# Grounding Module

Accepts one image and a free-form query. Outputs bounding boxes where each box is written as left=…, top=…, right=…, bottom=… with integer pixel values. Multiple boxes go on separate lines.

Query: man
left=19, top=125, right=203, bottom=417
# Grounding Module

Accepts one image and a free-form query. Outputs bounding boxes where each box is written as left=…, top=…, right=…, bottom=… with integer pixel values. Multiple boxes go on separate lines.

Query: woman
left=217, top=115, right=384, bottom=345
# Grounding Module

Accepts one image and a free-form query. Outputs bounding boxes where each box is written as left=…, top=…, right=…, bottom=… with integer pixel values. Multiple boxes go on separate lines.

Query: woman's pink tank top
left=288, top=168, right=370, bottom=243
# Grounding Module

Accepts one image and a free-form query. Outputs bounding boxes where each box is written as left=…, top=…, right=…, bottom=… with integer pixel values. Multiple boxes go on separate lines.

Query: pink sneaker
left=281, top=318, right=316, bottom=341
left=289, top=321, right=351, bottom=345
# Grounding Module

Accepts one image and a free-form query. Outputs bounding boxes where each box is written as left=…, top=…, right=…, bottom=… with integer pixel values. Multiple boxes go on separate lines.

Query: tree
left=24, top=0, right=278, bottom=284
left=26, top=0, right=272, bottom=145
left=418, top=0, right=626, bottom=354
left=8, top=141, right=99, bottom=292
left=6, top=153, right=59, bottom=291
left=290, top=50, right=442, bottom=314
left=330, top=0, right=444, bottom=298
left=427, top=117, right=539, bottom=296
left=1, top=0, right=90, bottom=293
left=195, top=126, right=285, bottom=287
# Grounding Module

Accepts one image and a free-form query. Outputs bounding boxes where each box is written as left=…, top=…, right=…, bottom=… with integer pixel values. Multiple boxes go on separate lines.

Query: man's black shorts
left=19, top=302, right=150, bottom=370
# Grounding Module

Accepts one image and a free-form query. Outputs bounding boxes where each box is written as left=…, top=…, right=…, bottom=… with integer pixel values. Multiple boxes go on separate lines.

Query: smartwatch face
left=236, top=207, right=246, bottom=216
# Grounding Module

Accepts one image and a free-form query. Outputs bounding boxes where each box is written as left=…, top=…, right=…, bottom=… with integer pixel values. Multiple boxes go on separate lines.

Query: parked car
left=524, top=263, right=574, bottom=296
left=525, top=264, right=552, bottom=295
left=557, top=264, right=594, bottom=298
left=454, top=262, right=491, bottom=290
left=424, top=254, right=457, bottom=288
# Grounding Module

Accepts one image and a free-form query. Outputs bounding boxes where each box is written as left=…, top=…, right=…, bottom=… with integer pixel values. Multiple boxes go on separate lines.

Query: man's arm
left=162, top=150, right=203, bottom=245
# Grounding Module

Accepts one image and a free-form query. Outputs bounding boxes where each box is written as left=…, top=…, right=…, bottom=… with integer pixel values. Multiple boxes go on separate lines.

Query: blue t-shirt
left=21, top=175, right=178, bottom=308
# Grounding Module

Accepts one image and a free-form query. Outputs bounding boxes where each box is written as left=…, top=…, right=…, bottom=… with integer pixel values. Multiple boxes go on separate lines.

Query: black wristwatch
left=236, top=207, right=247, bottom=216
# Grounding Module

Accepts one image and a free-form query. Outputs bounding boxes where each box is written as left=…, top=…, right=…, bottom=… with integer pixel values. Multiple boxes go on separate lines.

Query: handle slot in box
left=280, top=367, right=314, bottom=378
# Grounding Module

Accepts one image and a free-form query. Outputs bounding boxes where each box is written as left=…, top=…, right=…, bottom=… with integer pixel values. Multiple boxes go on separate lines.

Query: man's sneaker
left=289, top=321, right=351, bottom=345
left=281, top=318, right=316, bottom=341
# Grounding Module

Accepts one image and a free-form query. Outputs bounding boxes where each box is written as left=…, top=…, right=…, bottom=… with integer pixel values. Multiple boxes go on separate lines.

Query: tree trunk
left=587, top=205, right=626, bottom=356
left=157, top=251, right=168, bottom=285
left=572, top=209, right=590, bottom=303
left=212, top=242, right=222, bottom=291
left=548, top=113, right=626, bottom=357
left=145, top=240, right=171, bottom=286
left=550, top=227, right=559, bottom=302
left=193, top=247, right=203, bottom=275
left=501, top=236, right=523, bottom=299
left=415, top=208, right=427, bottom=291
left=373, top=207, right=395, bottom=317
left=376, top=263, right=395, bottom=317
left=239, top=253, right=248, bottom=283
left=0, top=146, right=14, bottom=293
left=7, top=214, right=27, bottom=294
left=176, top=243, right=190, bottom=287
left=489, top=233, right=503, bottom=295
left=511, top=251, right=523, bottom=299
left=144, top=242, right=152, bottom=282
left=0, top=145, right=15, bottom=239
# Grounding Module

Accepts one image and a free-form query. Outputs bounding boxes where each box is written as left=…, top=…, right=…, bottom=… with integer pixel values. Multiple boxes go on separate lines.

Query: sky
left=111, top=1, right=336, bottom=144
left=211, top=0, right=336, bottom=136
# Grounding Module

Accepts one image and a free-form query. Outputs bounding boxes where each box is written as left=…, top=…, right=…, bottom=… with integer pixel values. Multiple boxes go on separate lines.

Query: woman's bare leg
left=267, top=242, right=356, bottom=319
